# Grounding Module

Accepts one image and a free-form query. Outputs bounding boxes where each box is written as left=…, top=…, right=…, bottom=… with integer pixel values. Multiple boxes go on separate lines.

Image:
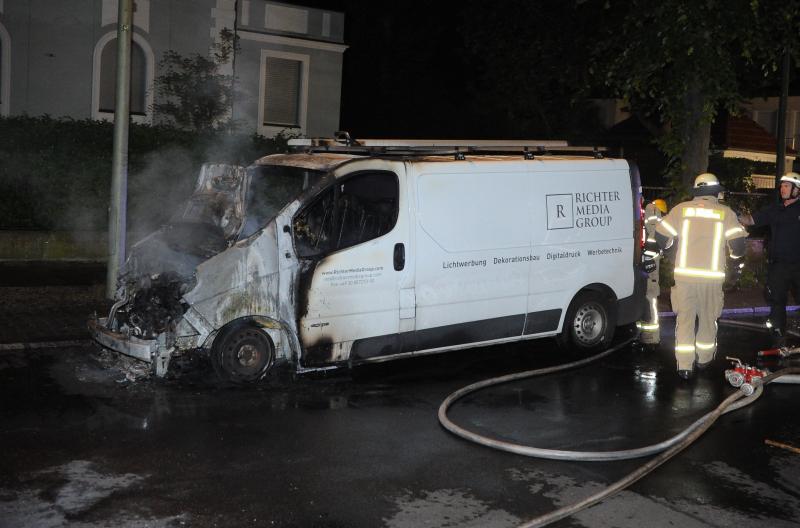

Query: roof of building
left=602, top=114, right=796, bottom=156
left=711, top=114, right=797, bottom=155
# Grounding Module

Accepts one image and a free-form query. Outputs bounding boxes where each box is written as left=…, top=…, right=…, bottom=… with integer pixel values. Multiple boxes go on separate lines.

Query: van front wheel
left=212, top=324, right=274, bottom=383
left=557, top=292, right=615, bottom=353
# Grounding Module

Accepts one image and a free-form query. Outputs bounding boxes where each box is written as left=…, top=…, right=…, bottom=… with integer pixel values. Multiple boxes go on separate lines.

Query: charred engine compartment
left=116, top=272, right=193, bottom=339
left=111, top=221, right=226, bottom=339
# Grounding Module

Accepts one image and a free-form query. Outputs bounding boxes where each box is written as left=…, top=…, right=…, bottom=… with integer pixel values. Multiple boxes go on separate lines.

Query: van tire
left=557, top=291, right=615, bottom=353
left=211, top=324, right=275, bottom=384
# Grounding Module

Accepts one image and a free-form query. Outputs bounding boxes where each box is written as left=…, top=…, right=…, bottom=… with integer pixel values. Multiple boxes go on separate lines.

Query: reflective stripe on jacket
left=655, top=196, right=746, bottom=282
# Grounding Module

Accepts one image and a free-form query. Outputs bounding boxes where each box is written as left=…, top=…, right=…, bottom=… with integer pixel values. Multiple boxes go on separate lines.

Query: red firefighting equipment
left=724, top=357, right=769, bottom=396
left=655, top=174, right=747, bottom=374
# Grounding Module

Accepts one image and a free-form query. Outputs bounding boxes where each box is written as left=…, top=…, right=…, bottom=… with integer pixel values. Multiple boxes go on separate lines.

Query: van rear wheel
left=557, top=291, right=615, bottom=353
left=211, top=324, right=274, bottom=384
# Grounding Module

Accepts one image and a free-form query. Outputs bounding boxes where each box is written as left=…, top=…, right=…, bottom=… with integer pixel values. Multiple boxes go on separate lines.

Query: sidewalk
left=0, top=262, right=111, bottom=344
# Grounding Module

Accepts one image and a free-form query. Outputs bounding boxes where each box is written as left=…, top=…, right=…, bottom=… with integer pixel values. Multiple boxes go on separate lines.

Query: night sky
left=284, top=1, right=506, bottom=139
left=284, top=1, right=798, bottom=142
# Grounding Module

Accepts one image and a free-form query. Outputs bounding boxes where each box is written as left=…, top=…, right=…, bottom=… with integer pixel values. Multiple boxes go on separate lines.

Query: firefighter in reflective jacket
left=655, top=174, right=747, bottom=379
left=638, top=199, right=668, bottom=344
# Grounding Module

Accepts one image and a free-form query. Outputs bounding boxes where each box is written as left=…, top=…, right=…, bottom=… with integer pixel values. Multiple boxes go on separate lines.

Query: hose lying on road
left=437, top=320, right=800, bottom=527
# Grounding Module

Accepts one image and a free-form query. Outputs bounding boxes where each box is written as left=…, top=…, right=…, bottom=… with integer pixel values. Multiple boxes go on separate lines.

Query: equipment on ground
left=439, top=318, right=800, bottom=528
left=724, top=357, right=768, bottom=396
left=757, top=345, right=800, bottom=359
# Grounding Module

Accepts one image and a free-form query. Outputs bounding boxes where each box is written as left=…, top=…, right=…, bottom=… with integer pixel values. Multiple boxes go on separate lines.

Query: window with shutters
left=263, top=57, right=301, bottom=126
left=258, top=50, right=309, bottom=135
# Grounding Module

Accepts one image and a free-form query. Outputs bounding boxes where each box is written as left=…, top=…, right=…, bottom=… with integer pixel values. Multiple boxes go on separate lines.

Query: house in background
left=594, top=98, right=797, bottom=187
left=711, top=113, right=796, bottom=189
left=0, top=0, right=346, bottom=137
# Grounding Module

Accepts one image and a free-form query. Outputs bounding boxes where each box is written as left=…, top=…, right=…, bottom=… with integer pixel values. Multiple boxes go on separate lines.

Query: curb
left=0, top=339, right=90, bottom=352
left=658, top=305, right=800, bottom=318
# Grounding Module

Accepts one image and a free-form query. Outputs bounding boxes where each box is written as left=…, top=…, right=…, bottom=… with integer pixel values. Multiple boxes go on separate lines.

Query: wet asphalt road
left=1, top=319, right=799, bottom=528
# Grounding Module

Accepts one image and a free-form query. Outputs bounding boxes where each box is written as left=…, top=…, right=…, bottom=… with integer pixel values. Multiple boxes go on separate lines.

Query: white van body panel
left=91, top=152, right=645, bottom=376
left=413, top=161, right=532, bottom=336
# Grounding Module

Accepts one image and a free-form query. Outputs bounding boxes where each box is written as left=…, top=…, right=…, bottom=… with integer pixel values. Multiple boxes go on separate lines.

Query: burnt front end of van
left=89, top=219, right=232, bottom=375
left=90, top=164, right=248, bottom=376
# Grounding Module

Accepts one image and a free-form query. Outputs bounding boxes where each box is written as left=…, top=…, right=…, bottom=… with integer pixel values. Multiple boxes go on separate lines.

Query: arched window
left=99, top=39, right=146, bottom=114
left=92, top=32, right=154, bottom=122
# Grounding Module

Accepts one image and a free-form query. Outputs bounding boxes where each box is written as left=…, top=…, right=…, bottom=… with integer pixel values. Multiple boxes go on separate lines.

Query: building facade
left=0, top=0, right=346, bottom=137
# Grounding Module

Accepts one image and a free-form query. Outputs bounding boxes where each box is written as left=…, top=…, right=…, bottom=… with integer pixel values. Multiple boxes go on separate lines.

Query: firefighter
left=638, top=198, right=668, bottom=344
left=739, top=172, right=800, bottom=347
left=655, top=173, right=747, bottom=379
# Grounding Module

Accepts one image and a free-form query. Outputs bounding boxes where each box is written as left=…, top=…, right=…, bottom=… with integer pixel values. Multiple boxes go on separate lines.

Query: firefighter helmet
left=692, top=173, right=724, bottom=196
left=652, top=199, right=667, bottom=214
left=779, top=172, right=800, bottom=187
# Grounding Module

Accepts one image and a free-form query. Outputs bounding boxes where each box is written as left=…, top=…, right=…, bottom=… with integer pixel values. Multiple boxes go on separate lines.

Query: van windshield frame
left=238, top=165, right=326, bottom=240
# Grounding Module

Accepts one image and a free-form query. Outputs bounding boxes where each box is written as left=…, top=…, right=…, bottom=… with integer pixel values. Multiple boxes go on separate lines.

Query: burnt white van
left=90, top=139, right=648, bottom=381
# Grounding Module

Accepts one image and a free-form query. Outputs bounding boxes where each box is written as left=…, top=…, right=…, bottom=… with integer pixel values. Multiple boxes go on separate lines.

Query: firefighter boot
left=771, top=328, right=787, bottom=349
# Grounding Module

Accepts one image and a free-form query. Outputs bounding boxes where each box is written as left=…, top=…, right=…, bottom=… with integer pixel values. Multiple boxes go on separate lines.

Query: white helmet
left=692, top=173, right=724, bottom=196
left=780, top=172, right=800, bottom=187
left=693, top=173, right=721, bottom=189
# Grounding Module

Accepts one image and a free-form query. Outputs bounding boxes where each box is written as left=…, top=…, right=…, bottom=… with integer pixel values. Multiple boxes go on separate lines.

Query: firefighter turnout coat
left=655, top=196, right=746, bottom=369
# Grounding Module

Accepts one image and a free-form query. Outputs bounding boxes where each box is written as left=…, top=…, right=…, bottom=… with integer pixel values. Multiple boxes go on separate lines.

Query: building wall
left=741, top=97, right=800, bottom=150
left=0, top=0, right=344, bottom=136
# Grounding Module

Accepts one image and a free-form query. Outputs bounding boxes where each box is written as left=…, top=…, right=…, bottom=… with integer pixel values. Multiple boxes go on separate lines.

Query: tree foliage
left=153, top=28, right=239, bottom=132
left=592, top=0, right=800, bottom=189
left=461, top=0, right=800, bottom=191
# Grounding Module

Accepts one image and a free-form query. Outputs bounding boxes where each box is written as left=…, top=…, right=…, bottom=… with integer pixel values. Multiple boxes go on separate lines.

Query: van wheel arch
left=210, top=318, right=279, bottom=384
left=557, top=286, right=617, bottom=353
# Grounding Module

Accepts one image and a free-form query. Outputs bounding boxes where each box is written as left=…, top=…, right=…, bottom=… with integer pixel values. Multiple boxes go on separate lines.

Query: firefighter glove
left=643, top=239, right=661, bottom=259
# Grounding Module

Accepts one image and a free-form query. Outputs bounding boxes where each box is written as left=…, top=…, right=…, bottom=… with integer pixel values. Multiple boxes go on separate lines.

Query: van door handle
left=393, top=243, right=405, bottom=271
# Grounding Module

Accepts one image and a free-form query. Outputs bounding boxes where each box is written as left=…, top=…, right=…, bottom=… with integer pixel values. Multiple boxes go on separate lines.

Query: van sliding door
left=412, top=165, right=532, bottom=351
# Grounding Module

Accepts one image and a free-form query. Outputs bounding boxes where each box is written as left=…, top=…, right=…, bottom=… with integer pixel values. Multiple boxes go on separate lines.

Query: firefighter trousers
left=670, top=280, right=724, bottom=370
left=638, top=266, right=661, bottom=344
left=765, top=260, right=800, bottom=333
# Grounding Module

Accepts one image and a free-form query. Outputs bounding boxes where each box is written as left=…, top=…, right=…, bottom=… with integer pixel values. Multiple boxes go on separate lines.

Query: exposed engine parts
left=116, top=272, right=191, bottom=339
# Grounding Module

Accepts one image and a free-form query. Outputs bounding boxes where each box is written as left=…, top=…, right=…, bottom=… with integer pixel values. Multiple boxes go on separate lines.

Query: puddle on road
left=506, top=466, right=800, bottom=528
left=0, top=460, right=185, bottom=528
left=384, top=488, right=520, bottom=528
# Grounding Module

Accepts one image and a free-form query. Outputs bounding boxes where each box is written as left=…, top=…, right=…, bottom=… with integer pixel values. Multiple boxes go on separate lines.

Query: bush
left=0, top=115, right=288, bottom=234
left=707, top=153, right=775, bottom=215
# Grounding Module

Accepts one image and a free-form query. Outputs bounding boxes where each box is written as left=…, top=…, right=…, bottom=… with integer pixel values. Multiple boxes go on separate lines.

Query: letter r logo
left=546, top=194, right=574, bottom=230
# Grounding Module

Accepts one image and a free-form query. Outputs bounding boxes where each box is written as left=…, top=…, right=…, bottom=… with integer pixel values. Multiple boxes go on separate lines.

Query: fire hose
left=437, top=320, right=800, bottom=528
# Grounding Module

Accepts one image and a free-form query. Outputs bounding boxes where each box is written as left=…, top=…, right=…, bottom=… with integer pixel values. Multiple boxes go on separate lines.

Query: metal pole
left=106, top=0, right=133, bottom=298
left=775, top=48, right=791, bottom=190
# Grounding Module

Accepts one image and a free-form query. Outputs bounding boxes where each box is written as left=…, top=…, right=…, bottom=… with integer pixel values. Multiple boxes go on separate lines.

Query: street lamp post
left=106, top=0, right=133, bottom=298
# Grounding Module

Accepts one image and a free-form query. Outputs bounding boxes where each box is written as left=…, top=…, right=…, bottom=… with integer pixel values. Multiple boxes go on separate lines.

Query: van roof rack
left=288, top=135, right=607, bottom=158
